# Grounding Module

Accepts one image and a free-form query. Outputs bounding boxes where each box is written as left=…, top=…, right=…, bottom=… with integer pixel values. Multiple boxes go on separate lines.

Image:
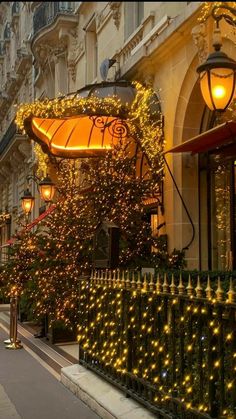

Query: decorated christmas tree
left=8, top=81, right=185, bottom=325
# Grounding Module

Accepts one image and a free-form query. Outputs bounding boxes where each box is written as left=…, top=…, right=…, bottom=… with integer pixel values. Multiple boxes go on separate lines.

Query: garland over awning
left=15, top=81, right=164, bottom=176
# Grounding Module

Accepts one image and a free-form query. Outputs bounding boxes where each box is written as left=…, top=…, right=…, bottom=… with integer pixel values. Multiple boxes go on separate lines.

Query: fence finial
left=125, top=270, right=131, bottom=289
left=156, top=273, right=162, bottom=293
left=170, top=274, right=176, bottom=295
left=227, top=277, right=236, bottom=304
left=112, top=270, right=116, bottom=288
left=216, top=276, right=224, bottom=302
left=105, top=269, right=108, bottom=284
left=205, top=275, right=213, bottom=300
left=149, top=273, right=154, bottom=292
left=117, top=269, right=122, bottom=288
left=178, top=272, right=185, bottom=295
left=186, top=274, right=194, bottom=297
left=195, top=275, right=203, bottom=298
left=130, top=271, right=136, bottom=290
left=143, top=273, right=148, bottom=293
left=121, top=270, right=126, bottom=288
left=163, top=273, right=169, bottom=293
left=137, top=272, right=142, bottom=291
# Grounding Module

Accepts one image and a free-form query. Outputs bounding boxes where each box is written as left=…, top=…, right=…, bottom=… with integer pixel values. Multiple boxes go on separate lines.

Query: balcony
left=3, top=23, right=11, bottom=40
left=0, top=120, right=30, bottom=174
left=12, top=2, right=20, bottom=16
left=0, top=121, right=17, bottom=156
left=0, top=41, right=5, bottom=56
left=12, top=2, right=20, bottom=27
left=33, top=2, right=75, bottom=36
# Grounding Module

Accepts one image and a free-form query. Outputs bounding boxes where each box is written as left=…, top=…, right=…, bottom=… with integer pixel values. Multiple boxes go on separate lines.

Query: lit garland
left=198, top=2, right=236, bottom=24
left=15, top=82, right=164, bottom=173
left=1, top=229, right=40, bottom=297
left=5, top=136, right=176, bottom=326
left=77, top=275, right=236, bottom=417
left=23, top=160, right=98, bottom=325
left=34, top=143, right=48, bottom=177
left=0, top=212, right=11, bottom=224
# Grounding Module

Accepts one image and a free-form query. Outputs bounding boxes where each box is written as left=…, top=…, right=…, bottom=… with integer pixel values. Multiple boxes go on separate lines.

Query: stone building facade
left=0, top=2, right=236, bottom=271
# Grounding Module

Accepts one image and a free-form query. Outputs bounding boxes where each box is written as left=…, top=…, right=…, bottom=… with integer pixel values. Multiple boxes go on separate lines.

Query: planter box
left=47, top=321, right=77, bottom=344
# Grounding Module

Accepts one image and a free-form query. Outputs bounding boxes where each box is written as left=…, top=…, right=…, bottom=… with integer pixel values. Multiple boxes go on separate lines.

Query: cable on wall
left=163, top=154, right=195, bottom=251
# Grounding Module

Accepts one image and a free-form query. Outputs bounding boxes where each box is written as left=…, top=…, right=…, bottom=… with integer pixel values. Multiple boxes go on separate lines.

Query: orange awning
left=29, top=115, right=129, bottom=158
left=164, top=121, right=236, bottom=155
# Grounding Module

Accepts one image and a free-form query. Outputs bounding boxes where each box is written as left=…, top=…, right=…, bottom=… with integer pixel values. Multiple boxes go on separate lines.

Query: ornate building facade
left=1, top=2, right=236, bottom=270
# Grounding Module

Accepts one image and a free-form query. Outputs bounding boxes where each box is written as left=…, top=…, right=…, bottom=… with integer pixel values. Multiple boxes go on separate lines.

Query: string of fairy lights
left=0, top=212, right=11, bottom=224
left=8, top=75, right=236, bottom=417
left=78, top=273, right=236, bottom=417
left=15, top=82, right=164, bottom=174
left=198, top=2, right=236, bottom=24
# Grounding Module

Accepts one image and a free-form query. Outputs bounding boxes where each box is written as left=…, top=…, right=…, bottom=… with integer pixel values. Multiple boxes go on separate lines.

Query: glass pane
left=199, top=168, right=208, bottom=270
left=211, top=157, right=231, bottom=270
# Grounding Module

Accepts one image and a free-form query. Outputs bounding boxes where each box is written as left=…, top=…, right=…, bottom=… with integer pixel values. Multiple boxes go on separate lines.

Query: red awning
left=3, top=204, right=56, bottom=246
left=164, top=121, right=236, bottom=155
left=25, top=204, right=56, bottom=231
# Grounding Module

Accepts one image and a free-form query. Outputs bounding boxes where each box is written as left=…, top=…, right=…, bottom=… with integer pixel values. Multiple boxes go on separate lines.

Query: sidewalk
left=0, top=328, right=99, bottom=419
left=0, top=312, right=157, bottom=419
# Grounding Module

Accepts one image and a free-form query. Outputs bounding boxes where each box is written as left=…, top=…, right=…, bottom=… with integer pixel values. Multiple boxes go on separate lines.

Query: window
left=124, top=2, right=144, bottom=40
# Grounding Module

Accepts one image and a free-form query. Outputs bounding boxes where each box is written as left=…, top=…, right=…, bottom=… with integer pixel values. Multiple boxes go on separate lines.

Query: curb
left=61, top=364, right=156, bottom=419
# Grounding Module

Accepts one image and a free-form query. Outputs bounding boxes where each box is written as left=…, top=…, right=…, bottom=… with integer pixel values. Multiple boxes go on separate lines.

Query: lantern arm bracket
left=25, top=173, right=56, bottom=203
left=26, top=174, right=41, bottom=192
left=163, top=155, right=195, bottom=251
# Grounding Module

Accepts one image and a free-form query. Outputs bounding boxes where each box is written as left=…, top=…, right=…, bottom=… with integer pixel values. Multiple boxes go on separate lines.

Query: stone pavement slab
left=61, top=364, right=157, bottom=419
left=0, top=328, right=99, bottom=419
left=0, top=385, right=21, bottom=419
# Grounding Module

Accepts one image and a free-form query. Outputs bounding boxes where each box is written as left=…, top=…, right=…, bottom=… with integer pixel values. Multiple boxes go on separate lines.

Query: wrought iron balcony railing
left=12, top=2, right=20, bottom=15
left=3, top=23, right=11, bottom=40
left=0, top=121, right=17, bottom=156
left=0, top=41, right=5, bottom=56
left=33, top=2, right=76, bottom=36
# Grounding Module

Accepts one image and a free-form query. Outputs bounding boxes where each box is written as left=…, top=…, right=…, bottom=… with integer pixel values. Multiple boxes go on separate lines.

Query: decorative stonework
left=96, top=10, right=104, bottom=29
left=191, top=23, right=208, bottom=63
left=59, top=28, right=80, bottom=82
left=108, top=2, right=121, bottom=30
left=34, top=42, right=66, bottom=70
left=145, top=75, right=154, bottom=88
left=18, top=142, right=31, bottom=159
left=0, top=3, right=7, bottom=25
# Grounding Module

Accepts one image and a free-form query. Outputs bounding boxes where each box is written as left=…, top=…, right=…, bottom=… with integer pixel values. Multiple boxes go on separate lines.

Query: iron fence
left=78, top=270, right=236, bottom=418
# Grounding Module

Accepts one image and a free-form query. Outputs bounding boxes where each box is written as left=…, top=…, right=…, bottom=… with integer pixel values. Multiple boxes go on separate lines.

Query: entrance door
left=210, top=156, right=233, bottom=270
left=200, top=154, right=236, bottom=271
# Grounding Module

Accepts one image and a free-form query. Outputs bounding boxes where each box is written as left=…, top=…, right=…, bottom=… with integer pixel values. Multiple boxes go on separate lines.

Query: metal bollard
left=5, top=296, right=22, bottom=350
left=4, top=296, right=14, bottom=344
